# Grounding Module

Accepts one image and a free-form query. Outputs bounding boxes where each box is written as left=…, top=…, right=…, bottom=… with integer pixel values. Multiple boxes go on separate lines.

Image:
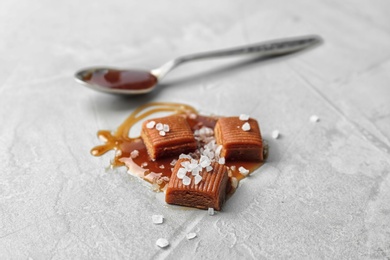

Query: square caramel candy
left=166, top=159, right=229, bottom=211
left=141, top=115, right=197, bottom=160
left=215, top=117, right=263, bottom=161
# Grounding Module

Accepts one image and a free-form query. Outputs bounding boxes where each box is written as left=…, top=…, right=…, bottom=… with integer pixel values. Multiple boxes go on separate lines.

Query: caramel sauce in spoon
left=82, top=69, right=157, bottom=92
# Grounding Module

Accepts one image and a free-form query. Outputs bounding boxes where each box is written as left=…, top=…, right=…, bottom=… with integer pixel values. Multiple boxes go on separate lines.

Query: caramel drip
left=91, top=102, right=264, bottom=191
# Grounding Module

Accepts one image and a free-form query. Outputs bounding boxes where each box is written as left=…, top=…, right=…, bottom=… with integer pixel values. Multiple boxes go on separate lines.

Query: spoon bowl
left=75, top=67, right=159, bottom=94
left=75, top=35, right=322, bottom=95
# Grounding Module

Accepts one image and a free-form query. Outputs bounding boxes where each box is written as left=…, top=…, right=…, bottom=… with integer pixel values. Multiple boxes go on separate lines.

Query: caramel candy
left=215, top=117, right=263, bottom=161
left=165, top=159, right=229, bottom=210
left=141, top=115, right=197, bottom=160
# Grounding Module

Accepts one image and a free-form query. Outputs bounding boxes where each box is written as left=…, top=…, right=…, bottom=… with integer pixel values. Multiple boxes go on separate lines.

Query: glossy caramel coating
left=215, top=117, right=263, bottom=161
left=165, top=159, right=229, bottom=210
left=141, top=115, right=197, bottom=160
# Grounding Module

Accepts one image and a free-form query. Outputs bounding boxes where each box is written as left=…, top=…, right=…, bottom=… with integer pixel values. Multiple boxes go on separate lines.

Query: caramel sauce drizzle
left=91, top=102, right=265, bottom=191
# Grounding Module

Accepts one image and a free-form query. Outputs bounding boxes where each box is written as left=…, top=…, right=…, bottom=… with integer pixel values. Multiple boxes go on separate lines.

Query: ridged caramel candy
left=141, top=115, right=197, bottom=160
left=165, top=159, right=229, bottom=210
left=215, top=117, right=263, bottom=161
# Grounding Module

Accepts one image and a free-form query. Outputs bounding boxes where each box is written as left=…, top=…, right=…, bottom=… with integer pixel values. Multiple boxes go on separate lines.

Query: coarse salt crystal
left=141, top=162, right=148, bottom=167
left=191, top=166, right=201, bottom=176
left=242, top=122, right=251, bottom=131
left=190, top=158, right=198, bottom=165
left=230, top=165, right=236, bottom=171
left=179, top=154, right=192, bottom=159
left=170, top=159, right=177, bottom=166
left=194, top=174, right=202, bottom=185
left=146, top=121, right=156, bottom=129
left=181, top=161, right=190, bottom=170
left=177, top=168, right=187, bottom=179
left=156, top=238, right=169, bottom=248
left=272, top=130, right=280, bottom=139
left=182, top=175, right=191, bottom=185
left=152, top=215, right=164, bottom=224
left=239, top=166, right=249, bottom=176
left=206, top=165, right=213, bottom=172
left=203, top=149, right=215, bottom=160
left=130, top=150, right=139, bottom=158
left=163, top=124, right=170, bottom=132
left=159, top=165, right=165, bottom=169
left=215, top=145, right=222, bottom=157
left=200, top=155, right=211, bottom=168
left=310, top=115, right=320, bottom=122
left=189, top=113, right=197, bottom=119
left=218, top=157, right=225, bottom=165
left=208, top=208, right=215, bottom=216
left=239, top=114, right=250, bottom=121
left=199, top=127, right=214, bottom=136
left=231, top=177, right=238, bottom=189
left=159, top=130, right=166, bottom=136
left=156, top=123, right=163, bottom=131
left=186, top=232, right=197, bottom=240
left=188, top=163, right=198, bottom=172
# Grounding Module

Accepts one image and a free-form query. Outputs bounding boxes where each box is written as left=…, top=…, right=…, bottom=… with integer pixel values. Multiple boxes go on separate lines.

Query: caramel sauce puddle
left=91, top=102, right=265, bottom=192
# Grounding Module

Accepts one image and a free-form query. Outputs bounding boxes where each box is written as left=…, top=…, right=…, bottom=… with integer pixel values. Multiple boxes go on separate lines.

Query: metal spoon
left=74, top=35, right=322, bottom=95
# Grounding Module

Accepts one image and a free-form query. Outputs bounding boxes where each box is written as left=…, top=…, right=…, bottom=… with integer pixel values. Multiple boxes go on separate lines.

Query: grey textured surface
left=1, top=0, right=390, bottom=259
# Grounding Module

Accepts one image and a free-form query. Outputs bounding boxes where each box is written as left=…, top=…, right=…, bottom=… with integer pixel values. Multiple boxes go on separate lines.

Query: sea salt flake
left=130, top=150, right=139, bottom=158
left=218, top=157, right=225, bottom=165
left=156, top=123, right=163, bottom=131
left=310, top=115, right=320, bottom=122
left=186, top=232, right=197, bottom=240
left=163, top=124, right=170, bottom=132
left=194, top=175, right=202, bottom=185
left=239, top=166, right=249, bottom=176
left=159, top=165, right=165, bottom=169
left=206, top=166, right=213, bottom=172
left=208, top=208, right=215, bottom=216
left=152, top=215, right=164, bottom=224
left=189, top=113, right=197, bottom=119
left=190, top=158, right=198, bottom=165
left=179, top=154, right=192, bottom=159
left=170, top=159, right=177, bottom=166
left=203, top=149, right=215, bottom=160
left=199, top=127, right=214, bottom=136
left=177, top=168, right=187, bottom=179
left=272, top=130, right=280, bottom=139
left=239, top=114, right=250, bottom=121
left=146, top=121, right=156, bottom=129
left=186, top=163, right=197, bottom=172
left=159, top=130, right=166, bottom=136
left=200, top=155, right=211, bottom=168
left=182, top=175, right=191, bottom=186
left=205, top=140, right=216, bottom=150
left=191, top=166, right=201, bottom=176
left=215, top=145, right=222, bottom=157
left=181, top=161, right=190, bottom=171
left=231, top=177, right=238, bottom=189
left=156, top=238, right=169, bottom=248
left=242, top=122, right=251, bottom=131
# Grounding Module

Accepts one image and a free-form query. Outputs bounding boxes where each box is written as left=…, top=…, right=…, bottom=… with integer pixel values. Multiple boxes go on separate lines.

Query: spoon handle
left=151, top=35, right=322, bottom=79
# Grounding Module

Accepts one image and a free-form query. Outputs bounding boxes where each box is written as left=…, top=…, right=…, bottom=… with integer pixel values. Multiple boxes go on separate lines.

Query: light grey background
left=1, top=0, right=390, bottom=259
